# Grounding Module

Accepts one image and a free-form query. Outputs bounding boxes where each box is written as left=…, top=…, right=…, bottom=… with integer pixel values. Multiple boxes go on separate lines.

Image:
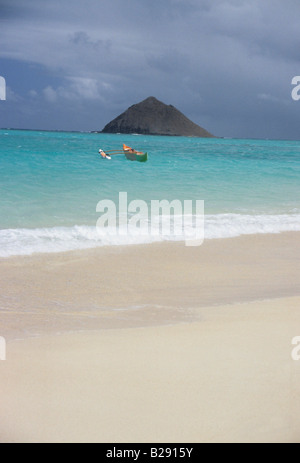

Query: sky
left=0, top=0, right=300, bottom=139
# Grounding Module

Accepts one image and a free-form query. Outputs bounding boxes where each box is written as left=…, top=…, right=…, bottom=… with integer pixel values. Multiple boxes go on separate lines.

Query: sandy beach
left=2, top=0, right=300, bottom=446
left=0, top=233, right=300, bottom=442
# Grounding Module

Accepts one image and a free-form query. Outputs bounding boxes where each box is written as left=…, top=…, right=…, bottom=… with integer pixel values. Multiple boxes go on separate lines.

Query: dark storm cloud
left=0, top=0, right=300, bottom=138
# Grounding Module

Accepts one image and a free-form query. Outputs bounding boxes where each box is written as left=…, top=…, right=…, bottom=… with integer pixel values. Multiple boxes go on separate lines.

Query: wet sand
left=0, top=233, right=300, bottom=442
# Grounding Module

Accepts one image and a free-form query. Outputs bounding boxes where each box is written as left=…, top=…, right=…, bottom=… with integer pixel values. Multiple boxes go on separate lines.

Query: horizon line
left=1, top=127, right=300, bottom=142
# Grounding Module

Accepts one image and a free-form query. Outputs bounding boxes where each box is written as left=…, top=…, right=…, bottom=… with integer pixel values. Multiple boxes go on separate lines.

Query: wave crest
left=1, top=213, right=300, bottom=257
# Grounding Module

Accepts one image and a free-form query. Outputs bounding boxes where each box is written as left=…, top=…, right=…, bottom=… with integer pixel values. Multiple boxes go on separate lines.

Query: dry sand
left=0, top=233, right=300, bottom=442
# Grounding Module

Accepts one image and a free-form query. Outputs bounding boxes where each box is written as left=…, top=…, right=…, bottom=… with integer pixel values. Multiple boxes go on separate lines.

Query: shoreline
left=0, top=231, right=299, bottom=341
left=2, top=217, right=300, bottom=259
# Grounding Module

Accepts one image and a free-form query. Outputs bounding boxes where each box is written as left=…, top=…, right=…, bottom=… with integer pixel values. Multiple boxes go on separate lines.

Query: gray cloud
left=0, top=0, right=300, bottom=138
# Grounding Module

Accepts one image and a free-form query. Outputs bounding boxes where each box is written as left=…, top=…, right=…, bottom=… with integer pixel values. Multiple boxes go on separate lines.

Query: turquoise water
left=0, top=129, right=300, bottom=256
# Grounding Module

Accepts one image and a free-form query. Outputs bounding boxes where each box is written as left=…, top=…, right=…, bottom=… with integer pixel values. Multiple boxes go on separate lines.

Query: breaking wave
left=1, top=213, right=300, bottom=257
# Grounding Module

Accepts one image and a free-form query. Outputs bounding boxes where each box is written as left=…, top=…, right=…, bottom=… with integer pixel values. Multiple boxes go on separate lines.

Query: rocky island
left=101, top=96, right=214, bottom=137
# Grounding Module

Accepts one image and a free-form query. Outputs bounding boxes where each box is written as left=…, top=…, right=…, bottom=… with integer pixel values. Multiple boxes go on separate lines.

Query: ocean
left=0, top=129, right=300, bottom=257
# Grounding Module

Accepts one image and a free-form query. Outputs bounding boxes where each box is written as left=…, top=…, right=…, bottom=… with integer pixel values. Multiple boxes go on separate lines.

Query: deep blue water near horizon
left=0, top=129, right=300, bottom=257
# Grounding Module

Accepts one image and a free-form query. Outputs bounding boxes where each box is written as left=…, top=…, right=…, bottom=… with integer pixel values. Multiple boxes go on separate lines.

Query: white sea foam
left=1, top=213, right=300, bottom=257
